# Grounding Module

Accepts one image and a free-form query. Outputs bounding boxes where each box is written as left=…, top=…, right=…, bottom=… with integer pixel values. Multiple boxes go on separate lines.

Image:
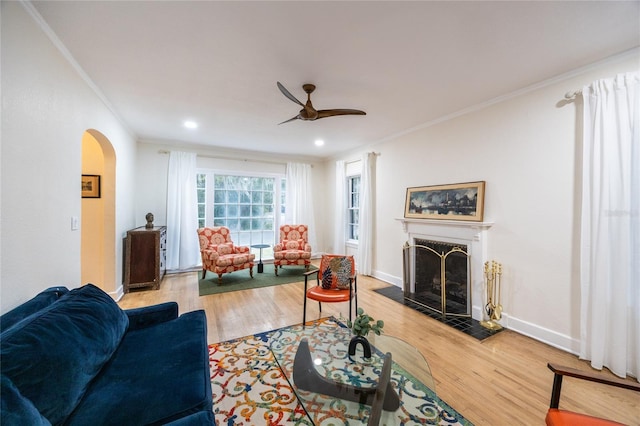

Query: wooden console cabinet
left=124, top=226, right=166, bottom=293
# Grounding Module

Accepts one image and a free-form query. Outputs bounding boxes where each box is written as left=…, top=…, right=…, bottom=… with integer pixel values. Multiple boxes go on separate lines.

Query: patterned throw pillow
left=321, top=257, right=353, bottom=290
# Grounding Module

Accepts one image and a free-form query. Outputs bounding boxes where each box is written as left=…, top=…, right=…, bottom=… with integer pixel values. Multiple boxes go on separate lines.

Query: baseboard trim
left=370, top=270, right=580, bottom=355
left=113, top=285, right=125, bottom=302
left=371, top=269, right=402, bottom=287
left=504, top=315, right=580, bottom=355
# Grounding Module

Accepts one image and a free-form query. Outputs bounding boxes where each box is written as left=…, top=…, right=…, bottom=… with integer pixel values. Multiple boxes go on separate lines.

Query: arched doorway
left=81, top=130, right=116, bottom=293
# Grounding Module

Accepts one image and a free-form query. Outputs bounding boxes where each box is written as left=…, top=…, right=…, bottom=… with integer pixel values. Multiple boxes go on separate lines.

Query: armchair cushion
left=281, top=239, right=306, bottom=250
left=216, top=253, right=252, bottom=267
left=216, top=242, right=235, bottom=255
left=546, top=409, right=624, bottom=426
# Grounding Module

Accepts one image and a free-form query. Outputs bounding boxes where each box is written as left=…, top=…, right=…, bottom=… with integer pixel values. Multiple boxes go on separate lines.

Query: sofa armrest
left=125, top=302, right=178, bottom=330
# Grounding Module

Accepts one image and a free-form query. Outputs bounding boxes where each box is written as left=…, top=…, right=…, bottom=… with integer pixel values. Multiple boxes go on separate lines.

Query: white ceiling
left=31, top=1, right=640, bottom=160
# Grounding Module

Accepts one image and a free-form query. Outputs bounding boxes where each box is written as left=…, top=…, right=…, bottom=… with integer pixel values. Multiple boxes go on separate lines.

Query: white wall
left=0, top=2, right=138, bottom=311
left=325, top=51, right=640, bottom=354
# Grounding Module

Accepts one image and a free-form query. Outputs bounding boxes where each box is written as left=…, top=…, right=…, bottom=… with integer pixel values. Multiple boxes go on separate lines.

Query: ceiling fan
left=277, top=82, right=366, bottom=124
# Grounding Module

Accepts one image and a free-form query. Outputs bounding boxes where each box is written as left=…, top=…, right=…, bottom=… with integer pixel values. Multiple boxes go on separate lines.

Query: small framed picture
left=404, top=181, right=485, bottom=221
left=81, top=175, right=101, bottom=198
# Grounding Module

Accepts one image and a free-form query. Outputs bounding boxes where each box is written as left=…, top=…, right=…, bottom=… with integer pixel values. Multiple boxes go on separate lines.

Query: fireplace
left=397, top=218, right=493, bottom=321
left=407, top=239, right=470, bottom=316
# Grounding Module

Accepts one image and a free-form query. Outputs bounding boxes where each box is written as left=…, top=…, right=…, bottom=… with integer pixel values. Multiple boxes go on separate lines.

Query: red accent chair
left=545, top=363, right=640, bottom=426
left=273, top=224, right=312, bottom=276
left=303, top=254, right=357, bottom=326
left=197, top=227, right=255, bottom=284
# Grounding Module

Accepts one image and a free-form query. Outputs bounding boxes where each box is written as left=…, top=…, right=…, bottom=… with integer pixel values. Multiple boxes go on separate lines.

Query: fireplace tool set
left=480, top=260, right=503, bottom=330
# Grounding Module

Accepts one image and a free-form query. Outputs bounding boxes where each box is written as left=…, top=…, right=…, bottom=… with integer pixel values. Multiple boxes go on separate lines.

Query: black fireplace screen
left=403, top=239, right=470, bottom=317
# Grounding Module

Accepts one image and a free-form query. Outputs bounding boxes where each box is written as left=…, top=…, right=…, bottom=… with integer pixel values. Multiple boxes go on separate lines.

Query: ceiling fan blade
left=278, top=115, right=301, bottom=125
left=316, top=109, right=367, bottom=119
left=277, top=82, right=304, bottom=107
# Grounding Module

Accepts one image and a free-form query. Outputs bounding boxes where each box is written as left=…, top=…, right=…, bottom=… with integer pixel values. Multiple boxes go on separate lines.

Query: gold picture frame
left=81, top=174, right=101, bottom=198
left=404, top=181, right=485, bottom=221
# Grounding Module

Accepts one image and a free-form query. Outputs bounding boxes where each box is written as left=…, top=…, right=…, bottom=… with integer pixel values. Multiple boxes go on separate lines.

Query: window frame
left=196, top=169, right=286, bottom=257
left=347, top=174, right=361, bottom=244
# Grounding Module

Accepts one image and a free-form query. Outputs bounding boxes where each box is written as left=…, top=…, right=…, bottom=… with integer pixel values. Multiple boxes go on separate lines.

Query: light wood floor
left=118, top=268, right=639, bottom=426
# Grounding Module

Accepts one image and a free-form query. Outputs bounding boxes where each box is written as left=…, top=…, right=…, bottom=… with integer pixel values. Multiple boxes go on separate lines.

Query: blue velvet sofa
left=1, top=284, right=215, bottom=425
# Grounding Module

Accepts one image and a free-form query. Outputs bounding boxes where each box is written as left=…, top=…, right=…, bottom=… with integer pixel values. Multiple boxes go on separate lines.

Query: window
left=197, top=174, right=206, bottom=228
left=197, top=172, right=285, bottom=255
left=347, top=175, right=360, bottom=241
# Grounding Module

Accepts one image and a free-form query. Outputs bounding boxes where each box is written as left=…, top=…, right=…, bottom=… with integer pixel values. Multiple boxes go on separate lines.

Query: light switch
left=71, top=216, right=80, bottom=230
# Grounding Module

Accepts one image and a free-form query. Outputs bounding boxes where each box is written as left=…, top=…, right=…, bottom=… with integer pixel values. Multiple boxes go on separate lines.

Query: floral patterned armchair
left=273, top=224, right=312, bottom=276
left=197, top=227, right=255, bottom=284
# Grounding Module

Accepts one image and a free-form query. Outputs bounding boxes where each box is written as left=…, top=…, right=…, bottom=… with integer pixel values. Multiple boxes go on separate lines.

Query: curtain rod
left=345, top=151, right=381, bottom=164
left=564, top=89, right=582, bottom=100
left=157, top=150, right=312, bottom=167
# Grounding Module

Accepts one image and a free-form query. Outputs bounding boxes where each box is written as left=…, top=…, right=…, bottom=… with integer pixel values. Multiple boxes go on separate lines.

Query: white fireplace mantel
left=396, top=218, right=493, bottom=240
left=396, top=217, right=493, bottom=321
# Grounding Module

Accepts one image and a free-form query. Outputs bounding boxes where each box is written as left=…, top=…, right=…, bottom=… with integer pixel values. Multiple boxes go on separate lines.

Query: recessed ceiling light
left=314, top=139, right=324, bottom=147
left=184, top=120, right=198, bottom=129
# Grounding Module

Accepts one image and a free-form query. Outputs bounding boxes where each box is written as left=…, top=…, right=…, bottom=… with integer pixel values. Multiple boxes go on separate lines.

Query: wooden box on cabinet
left=124, top=226, right=166, bottom=293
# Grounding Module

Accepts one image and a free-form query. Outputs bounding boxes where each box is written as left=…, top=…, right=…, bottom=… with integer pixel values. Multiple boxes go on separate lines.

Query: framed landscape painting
left=404, top=181, right=485, bottom=221
left=81, top=174, right=101, bottom=198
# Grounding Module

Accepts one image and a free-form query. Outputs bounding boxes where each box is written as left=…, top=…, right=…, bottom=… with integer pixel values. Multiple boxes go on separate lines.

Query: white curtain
left=285, top=162, right=317, bottom=252
left=579, top=72, right=639, bottom=379
left=333, top=160, right=346, bottom=253
left=166, top=151, right=199, bottom=271
left=358, top=152, right=376, bottom=276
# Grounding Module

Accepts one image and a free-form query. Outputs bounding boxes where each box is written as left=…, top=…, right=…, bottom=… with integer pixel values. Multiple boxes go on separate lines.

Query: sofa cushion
left=0, top=284, right=129, bottom=425
left=1, top=375, right=51, bottom=426
left=0, top=286, right=68, bottom=333
left=65, top=310, right=211, bottom=425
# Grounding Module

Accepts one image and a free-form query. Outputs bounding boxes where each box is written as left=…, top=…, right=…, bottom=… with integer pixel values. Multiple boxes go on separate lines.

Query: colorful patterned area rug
left=209, top=317, right=473, bottom=425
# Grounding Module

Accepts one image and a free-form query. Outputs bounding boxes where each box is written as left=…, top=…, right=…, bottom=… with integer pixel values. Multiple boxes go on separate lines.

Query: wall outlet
left=71, top=216, right=80, bottom=230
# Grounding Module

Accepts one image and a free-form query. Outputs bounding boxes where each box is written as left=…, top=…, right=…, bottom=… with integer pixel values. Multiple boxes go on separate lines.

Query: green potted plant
left=346, top=308, right=384, bottom=359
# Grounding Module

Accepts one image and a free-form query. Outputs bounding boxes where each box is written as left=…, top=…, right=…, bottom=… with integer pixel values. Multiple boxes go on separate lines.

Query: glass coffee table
left=270, top=320, right=436, bottom=425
